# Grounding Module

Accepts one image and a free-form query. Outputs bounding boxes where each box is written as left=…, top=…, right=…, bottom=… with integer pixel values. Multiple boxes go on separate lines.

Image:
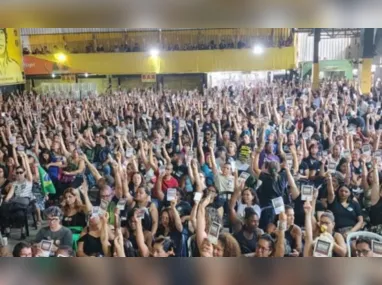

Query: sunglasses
left=16, top=171, right=24, bottom=175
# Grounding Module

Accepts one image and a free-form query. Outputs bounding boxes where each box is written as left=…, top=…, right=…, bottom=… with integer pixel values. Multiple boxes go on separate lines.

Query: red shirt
left=152, top=174, right=179, bottom=199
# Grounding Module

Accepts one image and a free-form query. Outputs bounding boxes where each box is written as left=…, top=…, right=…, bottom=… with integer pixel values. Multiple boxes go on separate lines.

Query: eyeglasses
left=356, top=249, right=371, bottom=256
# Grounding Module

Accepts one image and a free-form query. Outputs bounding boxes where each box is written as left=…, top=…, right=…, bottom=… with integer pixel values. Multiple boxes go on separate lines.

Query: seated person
left=34, top=206, right=73, bottom=255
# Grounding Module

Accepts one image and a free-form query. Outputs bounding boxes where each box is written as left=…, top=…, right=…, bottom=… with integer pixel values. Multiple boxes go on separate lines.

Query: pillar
left=312, top=28, right=321, bottom=90
left=359, top=28, right=375, bottom=95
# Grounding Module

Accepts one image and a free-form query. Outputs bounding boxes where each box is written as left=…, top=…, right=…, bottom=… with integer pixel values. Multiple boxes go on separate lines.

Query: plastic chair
left=346, top=231, right=382, bottom=257
left=187, top=235, right=196, bottom=257
left=68, top=226, right=83, bottom=252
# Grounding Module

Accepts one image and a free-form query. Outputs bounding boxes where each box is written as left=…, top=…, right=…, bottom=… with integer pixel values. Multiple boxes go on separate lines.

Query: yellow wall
left=29, top=47, right=295, bottom=75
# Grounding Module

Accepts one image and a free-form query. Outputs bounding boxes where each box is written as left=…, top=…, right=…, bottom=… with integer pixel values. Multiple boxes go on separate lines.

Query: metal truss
left=294, top=28, right=361, bottom=39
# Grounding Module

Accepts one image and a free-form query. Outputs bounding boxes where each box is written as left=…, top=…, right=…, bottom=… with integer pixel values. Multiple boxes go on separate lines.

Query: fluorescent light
left=150, top=48, right=159, bottom=56
left=252, top=45, right=264, bottom=55
left=372, top=65, right=376, bottom=73
left=51, top=73, right=56, bottom=78
left=353, top=69, right=358, bottom=75
left=84, top=73, right=89, bottom=78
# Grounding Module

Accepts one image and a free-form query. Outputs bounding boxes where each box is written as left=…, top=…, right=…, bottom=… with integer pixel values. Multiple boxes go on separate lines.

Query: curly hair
left=218, top=232, right=242, bottom=257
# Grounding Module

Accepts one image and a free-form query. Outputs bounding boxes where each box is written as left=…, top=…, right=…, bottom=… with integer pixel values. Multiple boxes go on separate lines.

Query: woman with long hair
left=134, top=210, right=176, bottom=257
left=327, top=173, right=363, bottom=238
left=155, top=200, right=184, bottom=257
left=61, top=184, right=92, bottom=228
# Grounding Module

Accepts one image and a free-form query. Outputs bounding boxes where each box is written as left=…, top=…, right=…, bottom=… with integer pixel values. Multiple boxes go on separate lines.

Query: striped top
left=13, top=180, right=34, bottom=199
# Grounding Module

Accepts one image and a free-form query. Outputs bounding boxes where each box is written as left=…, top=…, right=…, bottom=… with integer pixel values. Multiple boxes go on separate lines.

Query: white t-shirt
left=214, top=174, right=235, bottom=193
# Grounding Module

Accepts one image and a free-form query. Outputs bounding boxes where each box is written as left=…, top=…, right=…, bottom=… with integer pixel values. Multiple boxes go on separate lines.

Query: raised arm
left=303, top=201, right=313, bottom=257
left=274, top=211, right=286, bottom=257
left=135, top=212, right=150, bottom=257
left=196, top=194, right=212, bottom=253
left=326, top=173, right=335, bottom=204
left=170, top=200, right=183, bottom=232
left=371, top=158, right=381, bottom=206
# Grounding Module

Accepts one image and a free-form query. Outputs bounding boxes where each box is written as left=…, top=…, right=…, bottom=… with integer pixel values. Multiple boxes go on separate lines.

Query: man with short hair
left=355, top=237, right=374, bottom=257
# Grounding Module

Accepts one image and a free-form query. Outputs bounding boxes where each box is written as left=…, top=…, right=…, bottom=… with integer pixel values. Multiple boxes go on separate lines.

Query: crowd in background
left=0, top=78, right=382, bottom=257
left=22, top=35, right=294, bottom=55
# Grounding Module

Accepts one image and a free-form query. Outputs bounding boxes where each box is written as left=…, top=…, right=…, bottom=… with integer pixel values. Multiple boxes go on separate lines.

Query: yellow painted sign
left=0, top=28, right=24, bottom=86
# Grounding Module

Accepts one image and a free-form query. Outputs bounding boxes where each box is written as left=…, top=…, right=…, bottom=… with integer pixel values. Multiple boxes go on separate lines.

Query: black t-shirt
left=156, top=228, right=183, bottom=257
left=234, top=229, right=257, bottom=254
left=293, top=193, right=325, bottom=227
left=328, top=198, right=361, bottom=229
left=172, top=163, right=188, bottom=182
left=298, top=161, right=309, bottom=176
left=370, top=198, right=382, bottom=226
left=302, top=118, right=316, bottom=132
left=257, top=171, right=288, bottom=208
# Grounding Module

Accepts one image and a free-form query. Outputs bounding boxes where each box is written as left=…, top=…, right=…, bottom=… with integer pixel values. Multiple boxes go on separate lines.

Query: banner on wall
left=141, top=73, right=156, bottom=83
left=0, top=28, right=25, bottom=86
left=23, top=55, right=83, bottom=75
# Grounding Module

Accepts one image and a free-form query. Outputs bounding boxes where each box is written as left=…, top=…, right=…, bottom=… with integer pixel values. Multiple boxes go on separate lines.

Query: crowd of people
left=0, top=78, right=382, bottom=258
left=23, top=35, right=293, bottom=55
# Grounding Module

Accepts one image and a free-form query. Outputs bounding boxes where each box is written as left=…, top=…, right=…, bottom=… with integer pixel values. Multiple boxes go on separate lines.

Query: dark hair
left=356, top=237, right=372, bottom=248
left=285, top=205, right=294, bottom=212
left=57, top=245, right=75, bottom=257
left=258, top=234, right=276, bottom=252
left=242, top=187, right=259, bottom=205
left=244, top=207, right=258, bottom=220
left=336, top=158, right=348, bottom=172
left=0, top=164, right=8, bottom=178
left=154, top=236, right=175, bottom=253
left=12, top=242, right=31, bottom=257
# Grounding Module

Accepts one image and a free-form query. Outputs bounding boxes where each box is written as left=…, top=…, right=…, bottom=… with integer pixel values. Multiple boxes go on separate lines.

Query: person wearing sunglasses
left=0, top=153, right=34, bottom=239
left=34, top=206, right=73, bottom=255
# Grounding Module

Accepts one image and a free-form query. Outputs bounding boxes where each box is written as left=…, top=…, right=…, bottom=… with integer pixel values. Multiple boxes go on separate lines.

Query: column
left=359, top=28, right=375, bottom=95
left=312, top=28, right=321, bottom=90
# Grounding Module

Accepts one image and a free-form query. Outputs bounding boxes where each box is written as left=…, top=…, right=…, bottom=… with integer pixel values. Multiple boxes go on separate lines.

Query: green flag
left=38, top=165, right=56, bottom=194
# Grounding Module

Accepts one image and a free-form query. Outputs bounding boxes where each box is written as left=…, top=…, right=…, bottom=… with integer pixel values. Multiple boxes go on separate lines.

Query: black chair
left=21, top=201, right=37, bottom=237
left=218, top=191, right=233, bottom=233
